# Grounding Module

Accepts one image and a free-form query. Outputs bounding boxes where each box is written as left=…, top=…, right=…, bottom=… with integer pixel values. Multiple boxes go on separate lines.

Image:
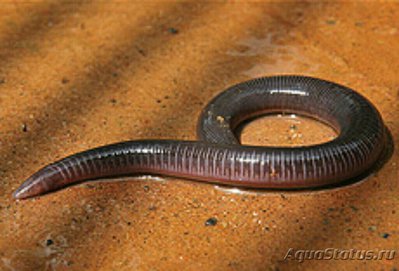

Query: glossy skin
left=13, top=76, right=386, bottom=199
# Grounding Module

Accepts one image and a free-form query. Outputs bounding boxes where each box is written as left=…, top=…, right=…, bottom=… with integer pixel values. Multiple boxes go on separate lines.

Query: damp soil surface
left=0, top=2, right=398, bottom=271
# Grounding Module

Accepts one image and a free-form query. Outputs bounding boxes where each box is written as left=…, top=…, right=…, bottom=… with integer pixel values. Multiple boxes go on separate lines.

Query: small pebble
left=205, top=217, right=217, bottom=226
left=168, top=27, right=179, bottom=34
left=21, top=123, right=28, bottom=132
left=368, top=225, right=377, bottom=232
left=381, top=233, right=390, bottom=239
left=46, top=239, right=54, bottom=246
left=349, top=205, right=358, bottom=211
left=136, top=47, right=146, bottom=56
left=326, top=19, right=336, bottom=25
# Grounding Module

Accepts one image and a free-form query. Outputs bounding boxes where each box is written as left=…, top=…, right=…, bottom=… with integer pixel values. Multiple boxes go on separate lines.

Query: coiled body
left=13, top=76, right=386, bottom=199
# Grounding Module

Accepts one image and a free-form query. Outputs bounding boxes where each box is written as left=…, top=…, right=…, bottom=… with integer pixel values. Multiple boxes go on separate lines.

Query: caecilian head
left=13, top=165, right=62, bottom=200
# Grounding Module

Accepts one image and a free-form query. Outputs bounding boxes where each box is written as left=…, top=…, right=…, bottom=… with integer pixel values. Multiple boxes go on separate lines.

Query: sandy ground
left=0, top=1, right=398, bottom=270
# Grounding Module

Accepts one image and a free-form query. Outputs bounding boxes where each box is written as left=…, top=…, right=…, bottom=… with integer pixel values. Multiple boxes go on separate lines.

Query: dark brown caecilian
left=14, top=76, right=386, bottom=199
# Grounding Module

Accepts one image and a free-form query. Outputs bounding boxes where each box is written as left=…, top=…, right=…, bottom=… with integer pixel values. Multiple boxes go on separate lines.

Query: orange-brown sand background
left=0, top=1, right=398, bottom=270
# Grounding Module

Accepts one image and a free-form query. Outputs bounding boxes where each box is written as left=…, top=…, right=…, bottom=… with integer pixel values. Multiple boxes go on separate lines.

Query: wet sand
left=0, top=1, right=398, bottom=270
